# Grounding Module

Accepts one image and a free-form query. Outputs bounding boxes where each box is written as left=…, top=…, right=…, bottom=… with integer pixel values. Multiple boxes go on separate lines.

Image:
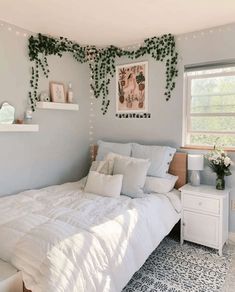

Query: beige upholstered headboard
left=90, top=144, right=187, bottom=189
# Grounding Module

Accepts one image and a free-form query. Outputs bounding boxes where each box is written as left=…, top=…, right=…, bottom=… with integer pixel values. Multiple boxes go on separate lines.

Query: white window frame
left=183, top=69, right=235, bottom=149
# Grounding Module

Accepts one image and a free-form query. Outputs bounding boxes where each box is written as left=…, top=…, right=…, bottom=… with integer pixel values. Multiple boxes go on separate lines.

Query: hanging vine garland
left=28, top=33, right=178, bottom=114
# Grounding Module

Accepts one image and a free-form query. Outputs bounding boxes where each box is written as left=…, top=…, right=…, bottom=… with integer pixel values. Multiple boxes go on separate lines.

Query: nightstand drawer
left=183, top=211, right=219, bottom=247
left=183, top=193, right=220, bottom=214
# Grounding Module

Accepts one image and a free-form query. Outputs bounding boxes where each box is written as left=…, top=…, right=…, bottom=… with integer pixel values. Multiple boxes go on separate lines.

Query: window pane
left=186, top=69, right=235, bottom=147
left=191, top=75, right=235, bottom=96
left=189, top=134, right=235, bottom=147
left=191, top=94, right=235, bottom=113
left=191, top=116, right=235, bottom=132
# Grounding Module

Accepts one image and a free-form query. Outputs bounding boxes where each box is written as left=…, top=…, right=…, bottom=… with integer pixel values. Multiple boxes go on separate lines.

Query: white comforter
left=0, top=180, right=180, bottom=292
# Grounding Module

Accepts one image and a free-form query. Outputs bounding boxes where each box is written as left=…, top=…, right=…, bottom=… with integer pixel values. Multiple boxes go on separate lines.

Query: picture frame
left=50, top=82, right=66, bottom=103
left=116, top=61, right=148, bottom=113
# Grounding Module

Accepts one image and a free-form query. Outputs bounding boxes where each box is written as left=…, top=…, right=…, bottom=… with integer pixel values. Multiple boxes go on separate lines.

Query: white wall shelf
left=0, top=124, right=39, bottom=132
left=37, top=102, right=79, bottom=111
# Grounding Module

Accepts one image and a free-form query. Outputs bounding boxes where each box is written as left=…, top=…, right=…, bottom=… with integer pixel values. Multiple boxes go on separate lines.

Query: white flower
left=224, top=157, right=231, bottom=167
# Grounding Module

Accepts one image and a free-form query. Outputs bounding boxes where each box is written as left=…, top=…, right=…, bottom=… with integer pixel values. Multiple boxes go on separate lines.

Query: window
left=183, top=66, right=235, bottom=149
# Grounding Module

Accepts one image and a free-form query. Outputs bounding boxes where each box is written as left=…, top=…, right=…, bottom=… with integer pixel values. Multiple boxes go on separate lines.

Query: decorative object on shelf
left=188, top=154, right=204, bottom=186
left=116, top=62, right=148, bottom=114
left=67, top=83, right=74, bottom=103
left=205, top=146, right=233, bottom=190
left=39, top=91, right=50, bottom=102
left=28, top=33, right=178, bottom=114
left=0, top=102, right=15, bottom=124
left=15, top=119, right=24, bottom=124
left=50, top=82, right=66, bottom=103
left=25, top=107, right=33, bottom=120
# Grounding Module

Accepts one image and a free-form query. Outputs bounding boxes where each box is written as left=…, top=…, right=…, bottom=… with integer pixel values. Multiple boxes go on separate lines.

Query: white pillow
left=84, top=171, right=123, bottom=198
left=90, top=160, right=114, bottom=175
left=96, top=140, right=131, bottom=161
left=105, top=152, right=128, bottom=162
left=144, top=174, right=178, bottom=194
left=131, top=143, right=176, bottom=178
left=113, top=156, right=150, bottom=198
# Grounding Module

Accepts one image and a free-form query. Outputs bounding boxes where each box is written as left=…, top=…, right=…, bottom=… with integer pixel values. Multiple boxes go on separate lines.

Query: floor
left=222, top=239, right=235, bottom=291
left=124, top=236, right=231, bottom=292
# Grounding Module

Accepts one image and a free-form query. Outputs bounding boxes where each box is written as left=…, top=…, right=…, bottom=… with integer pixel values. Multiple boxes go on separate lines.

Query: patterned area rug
left=123, top=237, right=231, bottom=292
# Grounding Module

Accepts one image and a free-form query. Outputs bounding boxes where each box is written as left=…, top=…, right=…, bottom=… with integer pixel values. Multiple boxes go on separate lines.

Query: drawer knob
left=183, top=222, right=185, bottom=226
left=198, top=202, right=202, bottom=206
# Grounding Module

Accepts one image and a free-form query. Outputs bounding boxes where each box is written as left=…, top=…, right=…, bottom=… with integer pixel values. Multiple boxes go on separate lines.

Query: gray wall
left=92, top=24, right=235, bottom=232
left=0, top=23, right=90, bottom=195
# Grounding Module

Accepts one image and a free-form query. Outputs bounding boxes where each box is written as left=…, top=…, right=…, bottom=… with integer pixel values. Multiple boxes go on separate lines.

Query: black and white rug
left=123, top=237, right=231, bottom=292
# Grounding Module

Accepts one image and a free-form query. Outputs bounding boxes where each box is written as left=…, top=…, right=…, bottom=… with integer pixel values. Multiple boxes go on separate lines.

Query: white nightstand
left=179, top=184, right=229, bottom=256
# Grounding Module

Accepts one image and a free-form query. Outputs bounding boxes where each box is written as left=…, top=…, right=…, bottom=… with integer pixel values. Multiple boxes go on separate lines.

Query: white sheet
left=0, top=180, right=180, bottom=292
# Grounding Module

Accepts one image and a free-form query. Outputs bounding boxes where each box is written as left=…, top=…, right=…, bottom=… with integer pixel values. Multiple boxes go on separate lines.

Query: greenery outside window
left=183, top=66, right=235, bottom=149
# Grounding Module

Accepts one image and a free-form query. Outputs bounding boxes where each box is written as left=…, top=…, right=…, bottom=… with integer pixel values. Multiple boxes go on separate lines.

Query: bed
left=0, top=145, right=187, bottom=292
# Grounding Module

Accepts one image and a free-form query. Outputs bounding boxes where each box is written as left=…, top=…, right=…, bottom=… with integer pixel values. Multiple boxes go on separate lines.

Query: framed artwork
left=116, top=61, right=148, bottom=113
left=50, top=82, right=66, bottom=103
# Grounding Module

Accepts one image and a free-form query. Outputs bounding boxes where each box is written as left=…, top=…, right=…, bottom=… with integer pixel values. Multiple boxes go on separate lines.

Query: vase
left=216, top=175, right=225, bottom=190
left=119, top=95, right=124, bottom=103
left=139, top=83, right=145, bottom=91
left=138, top=101, right=144, bottom=108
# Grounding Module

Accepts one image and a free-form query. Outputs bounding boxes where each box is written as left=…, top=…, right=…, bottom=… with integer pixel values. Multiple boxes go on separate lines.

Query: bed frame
left=90, top=144, right=187, bottom=189
left=23, top=145, right=187, bottom=292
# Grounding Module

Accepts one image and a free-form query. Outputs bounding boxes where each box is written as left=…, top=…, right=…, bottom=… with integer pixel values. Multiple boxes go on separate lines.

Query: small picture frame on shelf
left=50, top=82, right=66, bottom=103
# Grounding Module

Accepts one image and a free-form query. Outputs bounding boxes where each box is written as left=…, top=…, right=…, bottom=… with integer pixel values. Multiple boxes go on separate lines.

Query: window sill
left=181, top=145, right=235, bottom=152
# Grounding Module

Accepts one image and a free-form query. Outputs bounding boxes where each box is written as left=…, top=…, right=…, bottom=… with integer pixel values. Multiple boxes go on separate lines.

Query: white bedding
left=0, top=180, right=181, bottom=292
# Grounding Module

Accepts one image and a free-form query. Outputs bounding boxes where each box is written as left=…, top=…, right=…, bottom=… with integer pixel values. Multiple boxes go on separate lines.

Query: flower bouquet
left=205, top=146, right=233, bottom=190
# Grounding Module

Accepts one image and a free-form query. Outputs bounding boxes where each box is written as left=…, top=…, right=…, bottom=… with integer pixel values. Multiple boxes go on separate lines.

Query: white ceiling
left=0, top=0, right=235, bottom=46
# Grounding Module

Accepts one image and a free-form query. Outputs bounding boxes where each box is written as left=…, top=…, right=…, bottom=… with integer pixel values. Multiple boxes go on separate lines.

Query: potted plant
left=118, top=82, right=125, bottom=103
left=205, top=146, right=233, bottom=190
left=138, top=96, right=144, bottom=108
left=136, top=71, right=145, bottom=91
left=119, top=68, right=126, bottom=87
left=126, top=95, right=133, bottom=108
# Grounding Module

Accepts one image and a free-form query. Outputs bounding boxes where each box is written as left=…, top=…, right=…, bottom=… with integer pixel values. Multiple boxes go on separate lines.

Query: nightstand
left=179, top=184, right=229, bottom=256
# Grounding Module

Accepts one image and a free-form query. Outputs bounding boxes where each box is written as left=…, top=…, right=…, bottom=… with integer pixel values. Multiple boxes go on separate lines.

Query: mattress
left=0, top=179, right=181, bottom=292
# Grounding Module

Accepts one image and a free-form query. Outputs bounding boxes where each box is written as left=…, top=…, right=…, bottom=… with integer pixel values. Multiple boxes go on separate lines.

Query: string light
left=0, top=20, right=234, bottom=43
left=0, top=21, right=33, bottom=38
left=89, top=63, right=95, bottom=150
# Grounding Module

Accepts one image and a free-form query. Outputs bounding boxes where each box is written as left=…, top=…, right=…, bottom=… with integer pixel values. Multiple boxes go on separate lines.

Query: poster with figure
left=116, top=61, right=148, bottom=113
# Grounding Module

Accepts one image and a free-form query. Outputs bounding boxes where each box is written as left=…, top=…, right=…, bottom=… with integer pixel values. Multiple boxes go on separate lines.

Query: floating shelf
left=37, top=102, right=79, bottom=111
left=0, top=124, right=39, bottom=132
